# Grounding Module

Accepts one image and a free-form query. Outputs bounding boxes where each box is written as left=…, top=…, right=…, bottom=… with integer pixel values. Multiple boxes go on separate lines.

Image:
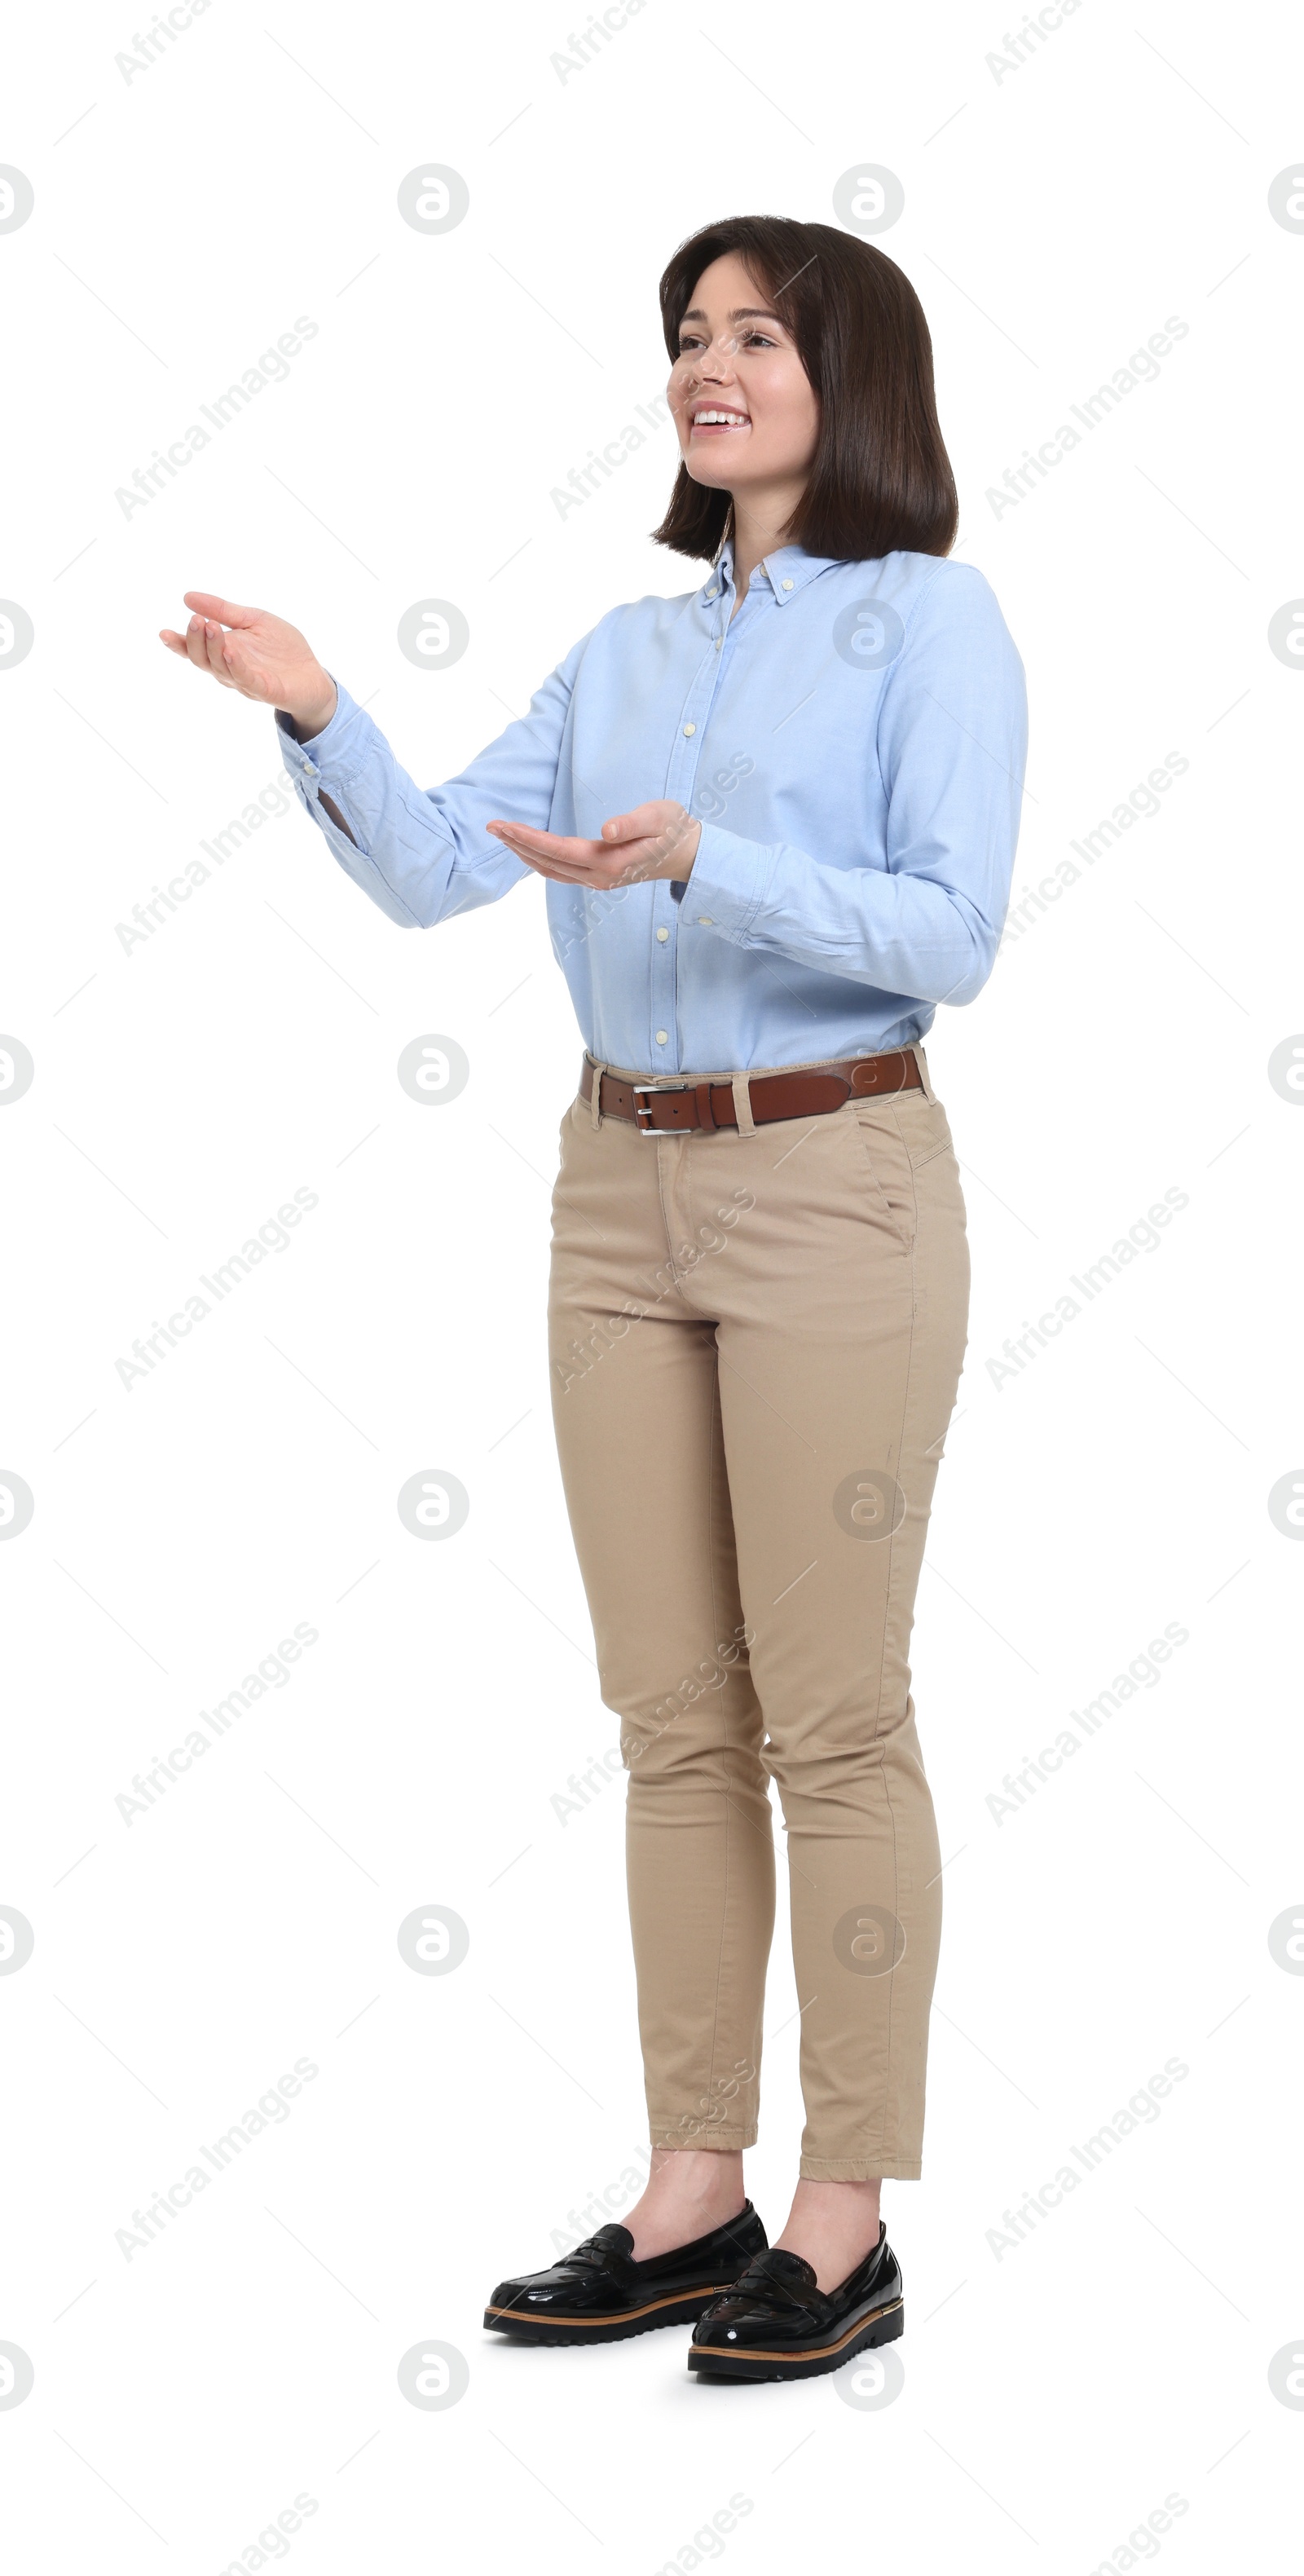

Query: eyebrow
left=678, top=306, right=785, bottom=329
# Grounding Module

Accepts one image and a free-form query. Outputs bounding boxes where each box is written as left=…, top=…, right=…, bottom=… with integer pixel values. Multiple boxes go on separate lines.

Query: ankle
left=773, top=2177, right=883, bottom=2294
left=645, top=2146, right=743, bottom=2199
left=625, top=2149, right=745, bottom=2258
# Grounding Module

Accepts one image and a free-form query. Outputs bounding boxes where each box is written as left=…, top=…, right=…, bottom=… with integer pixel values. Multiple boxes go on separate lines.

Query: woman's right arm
left=159, top=591, right=583, bottom=930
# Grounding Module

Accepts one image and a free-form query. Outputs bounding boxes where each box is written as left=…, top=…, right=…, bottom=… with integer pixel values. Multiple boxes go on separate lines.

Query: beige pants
left=547, top=1048, right=969, bottom=2180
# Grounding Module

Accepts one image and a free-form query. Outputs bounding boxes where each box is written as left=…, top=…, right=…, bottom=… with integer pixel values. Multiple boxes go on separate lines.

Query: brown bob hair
left=651, top=214, right=958, bottom=565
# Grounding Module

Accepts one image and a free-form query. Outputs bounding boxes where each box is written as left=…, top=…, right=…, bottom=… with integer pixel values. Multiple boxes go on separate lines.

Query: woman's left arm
left=687, top=564, right=1029, bottom=1005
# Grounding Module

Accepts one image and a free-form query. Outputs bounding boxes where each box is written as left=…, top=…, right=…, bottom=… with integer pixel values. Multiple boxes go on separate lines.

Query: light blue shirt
left=275, top=539, right=1028, bottom=1076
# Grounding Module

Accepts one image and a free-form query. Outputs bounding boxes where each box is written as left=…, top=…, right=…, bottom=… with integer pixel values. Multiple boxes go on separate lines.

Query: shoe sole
left=687, top=2295, right=905, bottom=2382
left=483, top=2284, right=738, bottom=2346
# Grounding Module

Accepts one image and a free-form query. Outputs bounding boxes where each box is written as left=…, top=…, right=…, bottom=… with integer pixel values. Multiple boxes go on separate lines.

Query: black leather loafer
left=483, top=2201, right=767, bottom=2344
left=688, top=2222, right=904, bottom=2381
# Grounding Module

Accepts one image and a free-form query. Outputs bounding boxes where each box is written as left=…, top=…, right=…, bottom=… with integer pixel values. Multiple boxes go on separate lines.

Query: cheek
left=792, top=381, right=820, bottom=452
left=667, top=365, right=694, bottom=429
left=757, top=368, right=817, bottom=461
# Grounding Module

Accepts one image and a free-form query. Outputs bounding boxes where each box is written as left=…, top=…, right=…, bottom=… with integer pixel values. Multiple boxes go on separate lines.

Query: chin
left=682, top=455, right=736, bottom=491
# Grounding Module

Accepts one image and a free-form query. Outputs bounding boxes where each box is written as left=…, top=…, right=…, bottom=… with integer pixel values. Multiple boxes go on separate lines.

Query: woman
left=161, top=214, right=1027, bottom=2384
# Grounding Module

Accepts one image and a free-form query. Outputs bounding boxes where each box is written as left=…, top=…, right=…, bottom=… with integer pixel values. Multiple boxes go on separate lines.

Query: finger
left=183, top=614, right=214, bottom=673
left=494, top=833, right=584, bottom=874
left=602, top=801, right=675, bottom=842
left=500, top=845, right=609, bottom=883
left=488, top=816, right=623, bottom=869
left=159, top=629, right=189, bottom=655
left=182, top=592, right=262, bottom=629
left=509, top=842, right=617, bottom=885
left=203, top=617, right=250, bottom=692
left=512, top=848, right=593, bottom=881
left=487, top=822, right=600, bottom=865
left=486, top=825, right=543, bottom=861
left=201, top=618, right=236, bottom=682
left=486, top=819, right=569, bottom=856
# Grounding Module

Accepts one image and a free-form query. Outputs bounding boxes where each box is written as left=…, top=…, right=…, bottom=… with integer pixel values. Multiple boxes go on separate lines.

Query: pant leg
left=663, top=1081, right=970, bottom=2180
left=547, top=1091, right=776, bottom=2151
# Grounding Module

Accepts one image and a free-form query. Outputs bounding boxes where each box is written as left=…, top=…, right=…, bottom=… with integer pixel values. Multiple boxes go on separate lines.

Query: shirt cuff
left=685, top=821, right=778, bottom=942
left=274, top=676, right=370, bottom=790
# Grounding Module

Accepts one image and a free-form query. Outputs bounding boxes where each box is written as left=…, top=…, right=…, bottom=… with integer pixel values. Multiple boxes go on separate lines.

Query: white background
left=1, top=0, right=1302, bottom=2567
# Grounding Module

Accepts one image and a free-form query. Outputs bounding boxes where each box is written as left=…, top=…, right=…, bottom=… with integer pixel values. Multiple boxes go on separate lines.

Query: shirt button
left=656, top=926, right=669, bottom=942
left=698, top=915, right=713, bottom=926
left=683, top=722, right=696, bottom=736
left=714, top=637, right=722, bottom=651
left=704, top=589, right=716, bottom=601
left=782, top=578, right=794, bottom=591
left=655, top=1030, right=668, bottom=1045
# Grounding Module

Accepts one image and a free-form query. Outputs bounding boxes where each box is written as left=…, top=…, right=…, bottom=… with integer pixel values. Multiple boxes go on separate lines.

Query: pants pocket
left=848, top=1104, right=916, bottom=1253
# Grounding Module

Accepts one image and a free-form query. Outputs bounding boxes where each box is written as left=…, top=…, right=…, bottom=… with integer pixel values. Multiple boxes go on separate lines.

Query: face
left=667, top=251, right=819, bottom=505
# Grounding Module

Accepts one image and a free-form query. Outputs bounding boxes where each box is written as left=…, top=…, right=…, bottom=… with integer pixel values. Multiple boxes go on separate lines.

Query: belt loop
left=730, top=1071, right=756, bottom=1138
left=911, top=1042, right=937, bottom=1104
left=588, top=1054, right=607, bottom=1129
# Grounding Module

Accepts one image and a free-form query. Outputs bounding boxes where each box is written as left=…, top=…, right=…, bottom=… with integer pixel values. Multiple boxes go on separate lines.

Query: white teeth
left=694, top=409, right=749, bottom=426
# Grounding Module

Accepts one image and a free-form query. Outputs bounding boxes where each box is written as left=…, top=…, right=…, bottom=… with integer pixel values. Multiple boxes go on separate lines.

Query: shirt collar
left=706, top=538, right=841, bottom=606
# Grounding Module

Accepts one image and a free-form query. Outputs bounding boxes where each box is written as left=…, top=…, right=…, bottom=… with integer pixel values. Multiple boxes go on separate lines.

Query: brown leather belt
left=579, top=1048, right=922, bottom=1136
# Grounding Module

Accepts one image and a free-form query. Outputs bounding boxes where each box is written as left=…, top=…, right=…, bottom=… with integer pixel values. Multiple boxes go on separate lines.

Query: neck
left=727, top=483, right=804, bottom=600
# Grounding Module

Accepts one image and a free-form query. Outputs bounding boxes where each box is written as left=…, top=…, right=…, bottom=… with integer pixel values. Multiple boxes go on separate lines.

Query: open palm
left=486, top=801, right=701, bottom=886
left=159, top=592, right=337, bottom=733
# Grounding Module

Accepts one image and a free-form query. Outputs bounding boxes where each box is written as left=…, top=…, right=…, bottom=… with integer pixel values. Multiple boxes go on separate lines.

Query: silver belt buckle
left=632, top=1079, right=687, bottom=1136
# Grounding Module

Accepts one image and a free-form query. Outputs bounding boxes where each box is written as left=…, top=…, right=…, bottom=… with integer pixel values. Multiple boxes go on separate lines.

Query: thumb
left=601, top=809, right=648, bottom=843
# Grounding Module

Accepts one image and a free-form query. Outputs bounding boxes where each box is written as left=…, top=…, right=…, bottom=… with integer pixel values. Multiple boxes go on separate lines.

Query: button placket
left=650, top=873, right=678, bottom=1062
left=650, top=580, right=763, bottom=1071
left=653, top=628, right=728, bottom=1068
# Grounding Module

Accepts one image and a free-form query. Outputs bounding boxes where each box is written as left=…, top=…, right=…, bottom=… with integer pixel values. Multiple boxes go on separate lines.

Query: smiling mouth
left=689, top=407, right=751, bottom=434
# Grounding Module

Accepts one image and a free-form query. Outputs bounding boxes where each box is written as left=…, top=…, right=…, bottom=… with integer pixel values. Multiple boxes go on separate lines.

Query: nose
left=681, top=335, right=736, bottom=389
